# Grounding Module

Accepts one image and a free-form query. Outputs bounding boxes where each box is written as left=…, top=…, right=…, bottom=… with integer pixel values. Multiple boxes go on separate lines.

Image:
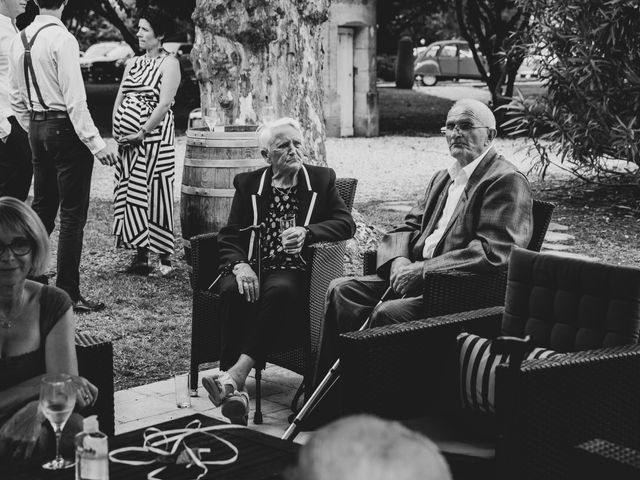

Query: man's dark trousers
left=0, top=116, right=32, bottom=200
left=29, top=116, right=94, bottom=302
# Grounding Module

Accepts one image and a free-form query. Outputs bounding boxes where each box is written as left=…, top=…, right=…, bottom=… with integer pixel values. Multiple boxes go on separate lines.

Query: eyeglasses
left=440, top=123, right=491, bottom=135
left=0, top=238, right=32, bottom=257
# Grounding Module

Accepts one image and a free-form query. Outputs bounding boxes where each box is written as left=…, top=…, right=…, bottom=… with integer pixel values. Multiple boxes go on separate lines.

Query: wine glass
left=40, top=374, right=76, bottom=470
left=279, top=213, right=307, bottom=265
left=202, top=106, right=216, bottom=132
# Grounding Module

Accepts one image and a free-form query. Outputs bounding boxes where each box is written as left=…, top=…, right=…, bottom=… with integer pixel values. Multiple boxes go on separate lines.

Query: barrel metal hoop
left=181, top=185, right=236, bottom=197
left=183, top=158, right=264, bottom=168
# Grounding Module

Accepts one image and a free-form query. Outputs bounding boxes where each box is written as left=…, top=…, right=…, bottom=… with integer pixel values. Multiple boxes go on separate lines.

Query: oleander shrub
left=503, top=0, right=640, bottom=180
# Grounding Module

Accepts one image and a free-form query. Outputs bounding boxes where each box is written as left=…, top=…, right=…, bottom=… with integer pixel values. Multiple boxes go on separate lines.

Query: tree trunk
left=191, top=0, right=330, bottom=165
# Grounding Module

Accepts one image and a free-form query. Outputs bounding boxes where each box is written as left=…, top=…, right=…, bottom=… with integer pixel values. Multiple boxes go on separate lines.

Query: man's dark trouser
left=308, top=274, right=423, bottom=424
left=29, top=117, right=94, bottom=302
left=0, top=117, right=32, bottom=200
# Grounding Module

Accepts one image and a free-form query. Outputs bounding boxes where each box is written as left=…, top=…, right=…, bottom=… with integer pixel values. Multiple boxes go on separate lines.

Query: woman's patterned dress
left=112, top=54, right=175, bottom=254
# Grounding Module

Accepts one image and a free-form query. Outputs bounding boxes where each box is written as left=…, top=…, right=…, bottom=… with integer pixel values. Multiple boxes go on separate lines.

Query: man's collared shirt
left=9, top=15, right=105, bottom=154
left=422, top=147, right=492, bottom=259
left=0, top=13, right=18, bottom=141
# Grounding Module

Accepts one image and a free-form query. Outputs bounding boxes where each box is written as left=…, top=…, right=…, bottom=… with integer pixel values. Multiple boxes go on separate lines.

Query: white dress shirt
left=9, top=15, right=105, bottom=154
left=0, top=13, right=18, bottom=141
left=422, top=147, right=491, bottom=259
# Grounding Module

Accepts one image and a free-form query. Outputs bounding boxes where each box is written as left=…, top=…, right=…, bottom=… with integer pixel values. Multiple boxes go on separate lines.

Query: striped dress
left=112, top=54, right=175, bottom=254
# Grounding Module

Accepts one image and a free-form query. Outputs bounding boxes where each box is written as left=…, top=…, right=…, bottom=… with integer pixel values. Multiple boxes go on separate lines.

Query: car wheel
left=422, top=74, right=437, bottom=86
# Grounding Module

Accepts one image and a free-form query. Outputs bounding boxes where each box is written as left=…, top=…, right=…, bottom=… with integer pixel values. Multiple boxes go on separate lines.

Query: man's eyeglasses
left=0, top=238, right=33, bottom=257
left=440, top=123, right=491, bottom=135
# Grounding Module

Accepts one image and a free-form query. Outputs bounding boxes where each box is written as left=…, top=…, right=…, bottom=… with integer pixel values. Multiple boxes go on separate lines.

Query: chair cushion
left=502, top=248, right=640, bottom=352
left=457, top=332, right=559, bottom=413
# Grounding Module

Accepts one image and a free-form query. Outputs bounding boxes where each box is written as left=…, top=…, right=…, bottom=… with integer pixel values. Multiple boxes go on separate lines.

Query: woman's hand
left=233, top=263, right=260, bottom=303
left=69, top=375, right=98, bottom=411
left=281, top=226, right=306, bottom=254
left=117, top=130, right=145, bottom=148
left=0, top=400, right=46, bottom=461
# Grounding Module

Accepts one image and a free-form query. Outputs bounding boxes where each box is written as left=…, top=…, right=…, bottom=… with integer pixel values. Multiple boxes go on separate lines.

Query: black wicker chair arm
left=339, top=307, right=503, bottom=419
left=497, top=344, right=640, bottom=479
left=341, top=306, right=504, bottom=344
left=191, top=232, right=220, bottom=291
left=363, top=249, right=377, bottom=276
left=423, top=268, right=508, bottom=317
left=306, top=240, right=347, bottom=351
left=75, top=333, right=114, bottom=436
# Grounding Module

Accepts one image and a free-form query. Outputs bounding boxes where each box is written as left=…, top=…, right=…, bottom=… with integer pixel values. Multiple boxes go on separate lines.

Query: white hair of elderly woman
left=257, top=117, right=303, bottom=150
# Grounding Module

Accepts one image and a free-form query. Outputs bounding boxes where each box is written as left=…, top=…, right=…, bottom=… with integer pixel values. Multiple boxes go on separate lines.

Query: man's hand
left=281, top=226, right=306, bottom=254
left=390, top=258, right=424, bottom=296
left=95, top=145, right=117, bottom=166
left=0, top=401, right=46, bottom=461
left=233, top=262, right=260, bottom=303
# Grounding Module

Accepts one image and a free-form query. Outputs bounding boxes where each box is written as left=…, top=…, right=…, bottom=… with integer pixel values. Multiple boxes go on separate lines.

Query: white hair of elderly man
left=257, top=117, right=303, bottom=150
left=285, top=414, right=452, bottom=480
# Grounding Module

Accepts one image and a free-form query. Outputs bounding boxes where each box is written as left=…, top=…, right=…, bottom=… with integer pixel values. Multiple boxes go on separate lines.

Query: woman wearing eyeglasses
left=0, top=197, right=97, bottom=461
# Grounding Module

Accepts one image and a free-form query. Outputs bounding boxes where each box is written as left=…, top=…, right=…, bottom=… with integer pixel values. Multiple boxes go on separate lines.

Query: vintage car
left=80, top=41, right=134, bottom=83
left=413, top=40, right=488, bottom=86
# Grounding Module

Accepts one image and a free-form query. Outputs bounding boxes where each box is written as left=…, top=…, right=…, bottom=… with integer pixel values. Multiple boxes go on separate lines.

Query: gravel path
left=89, top=135, right=568, bottom=204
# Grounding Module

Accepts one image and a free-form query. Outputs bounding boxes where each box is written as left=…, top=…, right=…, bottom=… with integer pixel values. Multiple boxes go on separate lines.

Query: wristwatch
left=140, top=125, right=149, bottom=136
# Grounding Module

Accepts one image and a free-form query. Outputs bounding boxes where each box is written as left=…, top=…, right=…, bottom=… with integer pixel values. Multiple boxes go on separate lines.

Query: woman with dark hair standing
left=112, top=7, right=181, bottom=276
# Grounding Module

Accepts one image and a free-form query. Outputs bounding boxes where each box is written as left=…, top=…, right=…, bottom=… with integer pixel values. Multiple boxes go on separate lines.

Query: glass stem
left=54, top=427, right=63, bottom=464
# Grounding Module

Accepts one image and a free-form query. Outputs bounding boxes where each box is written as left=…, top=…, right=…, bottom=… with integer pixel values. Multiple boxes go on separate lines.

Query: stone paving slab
left=114, top=364, right=308, bottom=444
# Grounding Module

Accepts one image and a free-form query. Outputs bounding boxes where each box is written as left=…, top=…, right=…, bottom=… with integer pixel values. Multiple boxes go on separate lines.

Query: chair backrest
left=335, top=177, right=358, bottom=211
left=502, top=248, right=640, bottom=352
left=526, top=200, right=555, bottom=252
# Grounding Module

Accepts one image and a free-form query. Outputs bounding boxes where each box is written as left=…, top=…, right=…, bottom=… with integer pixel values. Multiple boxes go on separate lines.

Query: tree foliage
left=377, top=0, right=457, bottom=54
left=455, top=0, right=531, bottom=109
left=18, top=1, right=195, bottom=52
left=504, top=0, right=640, bottom=180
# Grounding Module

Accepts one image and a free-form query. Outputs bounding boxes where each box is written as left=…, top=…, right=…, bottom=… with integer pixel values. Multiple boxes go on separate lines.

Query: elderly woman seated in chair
left=0, top=197, right=98, bottom=461
left=201, top=117, right=356, bottom=425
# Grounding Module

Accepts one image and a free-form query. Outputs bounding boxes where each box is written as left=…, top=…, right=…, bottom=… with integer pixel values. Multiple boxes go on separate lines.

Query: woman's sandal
left=221, top=388, right=249, bottom=426
left=201, top=372, right=237, bottom=407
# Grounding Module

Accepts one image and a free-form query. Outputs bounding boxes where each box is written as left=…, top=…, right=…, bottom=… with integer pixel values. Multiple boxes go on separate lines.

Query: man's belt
left=30, top=110, right=69, bottom=121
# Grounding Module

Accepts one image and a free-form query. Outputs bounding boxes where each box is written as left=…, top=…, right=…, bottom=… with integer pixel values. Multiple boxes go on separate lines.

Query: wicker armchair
left=75, top=332, right=114, bottom=436
left=339, top=248, right=640, bottom=480
left=362, top=199, right=555, bottom=316
left=189, top=178, right=357, bottom=423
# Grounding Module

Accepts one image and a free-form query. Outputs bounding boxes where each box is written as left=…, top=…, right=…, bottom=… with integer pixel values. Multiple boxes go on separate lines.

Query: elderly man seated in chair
left=313, top=98, right=534, bottom=389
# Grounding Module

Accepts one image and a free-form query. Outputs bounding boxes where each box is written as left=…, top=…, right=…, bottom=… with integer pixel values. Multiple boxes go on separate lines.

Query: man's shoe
left=221, top=388, right=249, bottom=426
left=73, top=296, right=106, bottom=314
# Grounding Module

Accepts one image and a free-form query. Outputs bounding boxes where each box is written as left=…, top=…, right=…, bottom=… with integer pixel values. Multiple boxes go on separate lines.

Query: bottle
left=75, top=415, right=109, bottom=480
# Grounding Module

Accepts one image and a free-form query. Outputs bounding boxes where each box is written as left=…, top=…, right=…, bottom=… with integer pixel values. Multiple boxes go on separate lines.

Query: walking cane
left=207, top=223, right=264, bottom=291
left=282, top=286, right=396, bottom=441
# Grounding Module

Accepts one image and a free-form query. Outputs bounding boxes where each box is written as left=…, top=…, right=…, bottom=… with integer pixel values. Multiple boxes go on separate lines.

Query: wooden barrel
left=180, top=125, right=263, bottom=261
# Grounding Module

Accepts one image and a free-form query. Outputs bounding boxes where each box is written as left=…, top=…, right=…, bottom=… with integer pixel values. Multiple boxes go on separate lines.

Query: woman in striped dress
left=112, top=7, right=180, bottom=276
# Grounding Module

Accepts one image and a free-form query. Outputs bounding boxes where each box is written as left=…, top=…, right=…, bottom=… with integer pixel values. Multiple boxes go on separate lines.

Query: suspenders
left=19, top=23, right=60, bottom=111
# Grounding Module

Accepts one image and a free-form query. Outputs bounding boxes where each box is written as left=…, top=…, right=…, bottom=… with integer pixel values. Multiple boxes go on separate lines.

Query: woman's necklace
left=0, top=291, right=26, bottom=330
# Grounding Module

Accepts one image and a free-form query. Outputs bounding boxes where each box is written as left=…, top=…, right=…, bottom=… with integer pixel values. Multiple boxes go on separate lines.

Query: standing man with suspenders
left=0, top=0, right=31, bottom=200
left=9, top=0, right=117, bottom=312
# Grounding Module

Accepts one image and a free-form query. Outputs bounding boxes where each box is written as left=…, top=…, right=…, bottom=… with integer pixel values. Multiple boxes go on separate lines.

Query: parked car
left=80, top=41, right=134, bottom=83
left=413, top=40, right=488, bottom=86
left=517, top=55, right=548, bottom=80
